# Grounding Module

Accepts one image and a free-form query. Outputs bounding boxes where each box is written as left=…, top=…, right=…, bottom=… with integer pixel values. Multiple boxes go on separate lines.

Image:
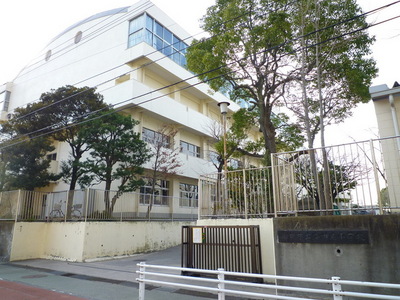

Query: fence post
left=217, top=268, right=225, bottom=300
left=331, top=276, right=342, bottom=300
left=64, top=190, right=68, bottom=223
left=84, top=188, right=89, bottom=222
left=271, top=154, right=278, bottom=218
left=138, top=262, right=146, bottom=300
left=15, top=190, right=21, bottom=222
left=242, top=169, right=248, bottom=219
left=370, top=140, right=383, bottom=215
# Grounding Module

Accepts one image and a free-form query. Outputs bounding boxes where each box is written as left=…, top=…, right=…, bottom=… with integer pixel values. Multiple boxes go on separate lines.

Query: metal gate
left=181, top=225, right=262, bottom=280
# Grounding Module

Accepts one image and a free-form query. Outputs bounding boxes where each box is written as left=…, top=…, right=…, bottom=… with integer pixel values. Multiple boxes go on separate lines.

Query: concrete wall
left=0, top=222, right=14, bottom=261
left=10, top=221, right=194, bottom=262
left=274, top=215, right=400, bottom=294
left=82, top=221, right=191, bottom=260
left=197, top=218, right=276, bottom=276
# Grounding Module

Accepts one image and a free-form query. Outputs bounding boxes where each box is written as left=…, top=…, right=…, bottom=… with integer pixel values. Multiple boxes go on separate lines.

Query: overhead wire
left=15, top=2, right=153, bottom=81
left=5, top=1, right=397, bottom=136
left=14, top=0, right=398, bottom=122
left=2, top=1, right=400, bottom=150
left=10, top=0, right=298, bottom=121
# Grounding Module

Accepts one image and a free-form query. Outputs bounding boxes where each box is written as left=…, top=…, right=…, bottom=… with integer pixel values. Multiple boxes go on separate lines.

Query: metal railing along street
left=136, top=262, right=400, bottom=300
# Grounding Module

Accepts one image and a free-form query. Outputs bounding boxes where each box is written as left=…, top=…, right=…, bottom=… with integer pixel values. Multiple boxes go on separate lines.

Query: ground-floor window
left=179, top=183, right=198, bottom=207
left=140, top=178, right=169, bottom=206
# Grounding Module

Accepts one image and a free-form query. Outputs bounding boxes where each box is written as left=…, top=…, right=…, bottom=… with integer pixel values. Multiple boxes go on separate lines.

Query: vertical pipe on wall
left=388, top=94, right=400, bottom=152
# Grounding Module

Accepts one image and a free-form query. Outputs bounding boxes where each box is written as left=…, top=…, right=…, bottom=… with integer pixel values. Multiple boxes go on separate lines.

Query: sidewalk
left=0, top=246, right=215, bottom=300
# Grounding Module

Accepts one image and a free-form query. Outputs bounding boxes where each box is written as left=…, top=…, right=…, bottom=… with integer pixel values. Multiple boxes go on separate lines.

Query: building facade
left=370, top=82, right=400, bottom=209
left=0, top=1, right=261, bottom=217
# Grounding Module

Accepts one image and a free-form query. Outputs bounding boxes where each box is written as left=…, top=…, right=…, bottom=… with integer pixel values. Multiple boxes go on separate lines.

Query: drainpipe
left=388, top=94, right=400, bottom=152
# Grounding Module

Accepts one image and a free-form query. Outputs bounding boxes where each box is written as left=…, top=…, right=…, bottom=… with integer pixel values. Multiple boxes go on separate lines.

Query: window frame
left=180, top=140, right=200, bottom=158
left=128, top=13, right=188, bottom=67
left=139, top=178, right=169, bottom=206
left=142, top=127, right=171, bottom=148
left=179, top=183, right=198, bottom=208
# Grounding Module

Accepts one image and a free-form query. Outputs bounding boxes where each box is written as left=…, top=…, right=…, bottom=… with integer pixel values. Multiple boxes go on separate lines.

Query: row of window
left=128, top=13, right=189, bottom=67
left=141, top=129, right=243, bottom=167
left=142, top=128, right=200, bottom=158
left=139, top=179, right=198, bottom=207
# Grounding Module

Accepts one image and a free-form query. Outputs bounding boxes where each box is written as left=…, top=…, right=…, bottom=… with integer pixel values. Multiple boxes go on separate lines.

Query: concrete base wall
left=10, top=221, right=194, bottom=262
left=274, top=215, right=400, bottom=294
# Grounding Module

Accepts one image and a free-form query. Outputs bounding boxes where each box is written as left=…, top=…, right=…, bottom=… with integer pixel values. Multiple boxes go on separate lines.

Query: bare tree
left=144, top=126, right=182, bottom=218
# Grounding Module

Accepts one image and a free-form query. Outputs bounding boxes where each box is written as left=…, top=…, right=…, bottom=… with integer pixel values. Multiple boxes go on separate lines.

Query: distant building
left=0, top=0, right=261, bottom=217
left=370, top=82, right=400, bottom=209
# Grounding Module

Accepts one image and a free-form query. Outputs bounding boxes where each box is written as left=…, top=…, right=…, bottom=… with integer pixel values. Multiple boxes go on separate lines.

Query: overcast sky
left=0, top=0, right=399, bottom=145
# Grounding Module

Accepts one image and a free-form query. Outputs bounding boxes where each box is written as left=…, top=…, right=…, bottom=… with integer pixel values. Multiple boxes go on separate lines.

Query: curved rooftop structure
left=50, top=6, right=130, bottom=44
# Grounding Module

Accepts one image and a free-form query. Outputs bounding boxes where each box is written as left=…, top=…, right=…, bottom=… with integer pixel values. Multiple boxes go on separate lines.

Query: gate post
left=217, top=268, right=225, bottom=300
left=332, top=276, right=343, bottom=300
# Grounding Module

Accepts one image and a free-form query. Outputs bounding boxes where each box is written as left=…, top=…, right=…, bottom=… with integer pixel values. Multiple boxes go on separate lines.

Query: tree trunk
left=299, top=0, right=321, bottom=210
left=315, top=1, right=332, bottom=212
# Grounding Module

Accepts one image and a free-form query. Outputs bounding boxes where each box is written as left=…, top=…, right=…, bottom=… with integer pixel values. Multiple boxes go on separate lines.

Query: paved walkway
left=0, top=246, right=216, bottom=300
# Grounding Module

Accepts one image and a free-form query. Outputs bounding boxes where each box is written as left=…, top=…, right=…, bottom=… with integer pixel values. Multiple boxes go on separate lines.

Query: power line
left=7, top=2, right=396, bottom=134
left=14, top=4, right=151, bottom=81
left=2, top=2, right=399, bottom=149
left=10, top=0, right=298, bottom=121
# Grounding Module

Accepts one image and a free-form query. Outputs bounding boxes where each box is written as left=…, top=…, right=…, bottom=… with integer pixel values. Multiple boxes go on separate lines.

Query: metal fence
left=136, top=263, right=400, bottom=299
left=0, top=189, right=198, bottom=222
left=3, top=137, right=400, bottom=221
left=199, top=167, right=274, bottom=218
left=199, top=137, right=400, bottom=218
left=181, top=225, right=262, bottom=277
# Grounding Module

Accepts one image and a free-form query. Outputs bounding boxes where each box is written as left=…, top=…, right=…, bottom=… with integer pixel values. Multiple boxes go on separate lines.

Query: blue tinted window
left=129, top=14, right=144, bottom=33
left=145, top=29, right=152, bottom=45
left=173, top=36, right=180, bottom=49
left=146, top=15, right=153, bottom=30
left=164, top=29, right=173, bottom=43
left=163, top=43, right=172, bottom=56
left=180, top=55, right=187, bottom=67
left=155, top=36, right=163, bottom=51
left=129, top=14, right=188, bottom=68
left=155, top=21, right=163, bottom=37
left=128, top=29, right=143, bottom=48
left=172, top=52, right=180, bottom=64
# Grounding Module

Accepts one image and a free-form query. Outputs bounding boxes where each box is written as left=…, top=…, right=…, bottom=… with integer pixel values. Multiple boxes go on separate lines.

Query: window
left=74, top=31, right=83, bottom=44
left=180, top=141, right=200, bottom=158
left=179, top=183, right=198, bottom=207
left=142, top=128, right=170, bottom=148
left=229, top=158, right=243, bottom=170
left=0, top=91, right=10, bottom=111
left=209, top=151, right=220, bottom=165
left=128, top=13, right=188, bottom=67
left=46, top=153, right=57, bottom=161
left=140, top=178, right=169, bottom=206
left=128, top=14, right=145, bottom=48
left=45, top=50, right=52, bottom=61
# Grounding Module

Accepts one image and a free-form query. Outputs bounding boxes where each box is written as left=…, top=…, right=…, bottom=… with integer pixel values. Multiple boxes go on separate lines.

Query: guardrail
left=136, top=262, right=400, bottom=300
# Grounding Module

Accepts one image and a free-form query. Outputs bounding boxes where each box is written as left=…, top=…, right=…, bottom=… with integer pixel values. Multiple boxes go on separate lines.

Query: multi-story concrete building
left=370, top=82, right=400, bottom=209
left=0, top=1, right=261, bottom=217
